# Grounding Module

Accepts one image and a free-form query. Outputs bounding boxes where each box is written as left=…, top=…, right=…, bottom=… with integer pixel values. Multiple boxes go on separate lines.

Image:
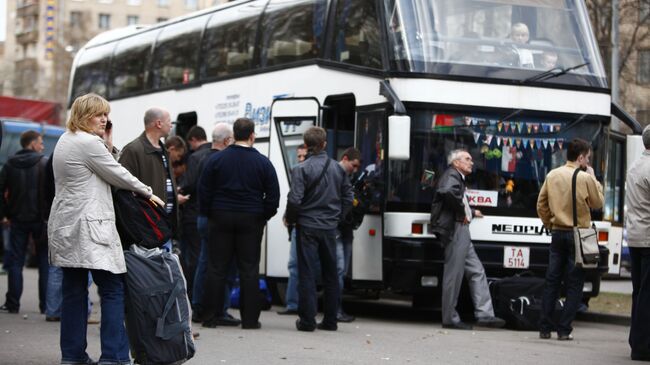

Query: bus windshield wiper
left=522, top=62, right=590, bottom=84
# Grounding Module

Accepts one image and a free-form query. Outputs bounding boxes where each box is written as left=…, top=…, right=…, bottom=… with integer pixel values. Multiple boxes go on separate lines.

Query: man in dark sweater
left=287, top=127, right=353, bottom=332
left=197, top=118, right=279, bottom=329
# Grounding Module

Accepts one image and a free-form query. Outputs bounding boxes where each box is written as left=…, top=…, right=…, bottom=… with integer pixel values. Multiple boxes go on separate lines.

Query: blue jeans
left=285, top=228, right=299, bottom=311
left=4, top=220, right=48, bottom=312
left=192, top=215, right=233, bottom=315
left=47, top=267, right=93, bottom=319
left=540, top=230, right=585, bottom=336
left=61, top=268, right=129, bottom=365
left=297, top=226, right=339, bottom=328
left=336, top=229, right=353, bottom=314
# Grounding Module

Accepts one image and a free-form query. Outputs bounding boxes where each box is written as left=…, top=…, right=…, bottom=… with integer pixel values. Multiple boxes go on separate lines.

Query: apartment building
left=0, top=0, right=227, bottom=111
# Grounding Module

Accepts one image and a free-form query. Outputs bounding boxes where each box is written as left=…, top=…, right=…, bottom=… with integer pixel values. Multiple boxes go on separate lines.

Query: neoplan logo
left=492, top=224, right=551, bottom=236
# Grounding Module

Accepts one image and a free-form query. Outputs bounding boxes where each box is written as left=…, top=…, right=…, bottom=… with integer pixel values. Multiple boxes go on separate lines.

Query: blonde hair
left=67, top=93, right=110, bottom=133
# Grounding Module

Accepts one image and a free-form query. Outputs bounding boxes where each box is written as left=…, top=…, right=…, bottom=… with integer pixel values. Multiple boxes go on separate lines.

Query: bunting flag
left=464, top=117, right=472, bottom=126
left=541, top=123, right=549, bottom=133
left=473, top=132, right=481, bottom=144
left=557, top=138, right=564, bottom=150
left=486, top=134, right=494, bottom=145
left=504, top=122, right=511, bottom=133
left=549, top=138, right=556, bottom=150
left=515, top=138, right=522, bottom=148
left=516, top=122, right=524, bottom=133
left=497, top=122, right=503, bottom=132
left=496, top=136, right=502, bottom=146
left=529, top=139, right=535, bottom=149
left=554, top=124, right=561, bottom=132
left=526, top=123, right=533, bottom=134
left=489, top=120, right=497, bottom=126
left=532, top=123, right=540, bottom=133
left=535, top=139, right=542, bottom=149
left=542, top=139, right=549, bottom=149
left=523, top=138, right=530, bottom=149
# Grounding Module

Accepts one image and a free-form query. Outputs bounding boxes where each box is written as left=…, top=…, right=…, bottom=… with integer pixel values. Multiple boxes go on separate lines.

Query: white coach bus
left=68, top=0, right=640, bottom=306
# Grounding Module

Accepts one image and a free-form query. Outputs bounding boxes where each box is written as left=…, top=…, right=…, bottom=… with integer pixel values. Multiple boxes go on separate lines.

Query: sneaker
left=0, top=304, right=18, bottom=314
left=557, top=334, right=574, bottom=341
left=295, top=319, right=315, bottom=332
left=475, top=316, right=506, bottom=328
left=45, top=316, right=61, bottom=322
left=317, top=322, right=337, bottom=331
left=277, top=308, right=298, bottom=315
left=442, top=321, right=473, bottom=330
left=336, top=312, right=355, bottom=323
left=539, top=331, right=551, bottom=339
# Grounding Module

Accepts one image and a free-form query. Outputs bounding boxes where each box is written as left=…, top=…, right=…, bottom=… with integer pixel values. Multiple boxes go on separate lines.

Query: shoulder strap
left=571, top=168, right=580, bottom=228
left=304, top=157, right=331, bottom=199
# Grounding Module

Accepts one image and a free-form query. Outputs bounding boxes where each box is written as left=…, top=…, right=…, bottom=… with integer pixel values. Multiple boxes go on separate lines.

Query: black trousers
left=630, top=247, right=650, bottom=360
left=203, top=211, right=264, bottom=327
left=180, top=214, right=201, bottom=298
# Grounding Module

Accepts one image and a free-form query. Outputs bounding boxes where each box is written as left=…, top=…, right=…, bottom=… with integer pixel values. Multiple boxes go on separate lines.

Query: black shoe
left=475, top=316, right=506, bottom=328
left=442, top=321, right=473, bottom=330
left=277, top=308, right=298, bottom=315
left=0, top=304, right=18, bottom=314
left=45, top=316, right=61, bottom=322
left=557, top=334, right=574, bottom=341
left=214, top=314, right=241, bottom=326
left=336, top=312, right=355, bottom=323
left=191, top=312, right=203, bottom=323
left=631, top=351, right=650, bottom=361
left=539, top=331, right=551, bottom=339
left=317, top=322, right=337, bottom=331
left=295, top=319, right=315, bottom=332
left=242, top=321, right=261, bottom=329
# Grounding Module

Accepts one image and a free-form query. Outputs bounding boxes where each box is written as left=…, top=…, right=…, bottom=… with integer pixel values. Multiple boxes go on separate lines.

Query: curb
left=576, top=311, right=630, bottom=326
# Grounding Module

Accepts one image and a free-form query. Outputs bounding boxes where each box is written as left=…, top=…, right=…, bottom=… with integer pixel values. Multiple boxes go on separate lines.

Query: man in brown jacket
left=536, top=138, right=603, bottom=341
left=119, top=107, right=178, bottom=247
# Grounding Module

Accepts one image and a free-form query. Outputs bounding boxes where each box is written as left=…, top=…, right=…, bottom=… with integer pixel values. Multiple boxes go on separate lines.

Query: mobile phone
left=106, top=120, right=113, bottom=131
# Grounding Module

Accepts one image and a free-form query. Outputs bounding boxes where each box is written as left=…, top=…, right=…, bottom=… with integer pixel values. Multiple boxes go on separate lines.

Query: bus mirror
left=388, top=115, right=411, bottom=160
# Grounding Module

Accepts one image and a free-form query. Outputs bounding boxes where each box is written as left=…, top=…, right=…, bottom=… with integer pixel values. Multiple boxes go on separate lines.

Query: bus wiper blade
left=522, top=62, right=590, bottom=84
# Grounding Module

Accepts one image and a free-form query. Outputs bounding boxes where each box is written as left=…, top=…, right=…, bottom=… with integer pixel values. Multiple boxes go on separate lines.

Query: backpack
left=113, top=189, right=172, bottom=249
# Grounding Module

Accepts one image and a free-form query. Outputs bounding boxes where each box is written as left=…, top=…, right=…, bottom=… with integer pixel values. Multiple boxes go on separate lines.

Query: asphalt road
left=0, top=268, right=637, bottom=365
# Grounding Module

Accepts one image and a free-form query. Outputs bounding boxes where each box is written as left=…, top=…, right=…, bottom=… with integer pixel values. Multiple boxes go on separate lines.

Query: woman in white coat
left=48, top=94, right=164, bottom=365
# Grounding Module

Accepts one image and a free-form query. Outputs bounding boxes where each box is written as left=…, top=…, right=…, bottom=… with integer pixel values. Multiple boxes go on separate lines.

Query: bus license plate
left=503, top=246, right=530, bottom=269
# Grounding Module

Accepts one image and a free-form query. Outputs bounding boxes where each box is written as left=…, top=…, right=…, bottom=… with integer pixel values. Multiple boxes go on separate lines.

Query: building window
left=157, top=17, right=168, bottom=23
left=157, top=0, right=169, bottom=7
left=185, top=0, right=197, bottom=10
left=99, top=13, right=111, bottom=29
left=638, top=50, right=650, bottom=84
left=70, top=11, right=82, bottom=27
left=127, top=0, right=141, bottom=5
left=127, top=15, right=139, bottom=25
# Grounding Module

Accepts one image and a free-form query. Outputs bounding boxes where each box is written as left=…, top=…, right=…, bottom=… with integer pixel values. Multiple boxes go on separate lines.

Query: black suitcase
left=124, top=246, right=195, bottom=365
left=489, top=273, right=563, bottom=331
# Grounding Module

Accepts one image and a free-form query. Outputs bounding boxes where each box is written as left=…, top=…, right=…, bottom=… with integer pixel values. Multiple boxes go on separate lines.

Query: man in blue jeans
left=335, top=147, right=361, bottom=323
left=537, top=138, right=603, bottom=341
left=287, top=127, right=353, bottom=332
left=278, top=144, right=308, bottom=315
left=0, top=130, right=48, bottom=314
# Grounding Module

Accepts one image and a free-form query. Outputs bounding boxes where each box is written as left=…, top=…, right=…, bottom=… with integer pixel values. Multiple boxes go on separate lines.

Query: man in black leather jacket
left=0, top=130, right=48, bottom=314
left=430, top=149, right=504, bottom=330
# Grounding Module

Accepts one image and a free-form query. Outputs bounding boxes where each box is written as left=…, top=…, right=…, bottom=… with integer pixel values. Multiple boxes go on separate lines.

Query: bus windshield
left=383, top=0, right=607, bottom=88
left=386, top=107, right=604, bottom=217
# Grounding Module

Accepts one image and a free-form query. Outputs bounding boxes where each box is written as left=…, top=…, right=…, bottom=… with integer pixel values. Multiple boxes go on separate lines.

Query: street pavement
left=601, top=279, right=633, bottom=295
left=0, top=268, right=637, bottom=365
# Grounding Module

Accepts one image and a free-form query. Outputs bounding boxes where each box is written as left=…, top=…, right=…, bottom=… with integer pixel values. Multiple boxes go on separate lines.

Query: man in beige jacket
left=624, top=125, right=650, bottom=361
left=537, top=138, right=603, bottom=341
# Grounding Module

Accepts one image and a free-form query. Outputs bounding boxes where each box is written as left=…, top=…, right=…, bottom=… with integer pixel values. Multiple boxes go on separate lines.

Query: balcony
left=16, top=3, right=39, bottom=17
left=15, top=30, right=39, bottom=45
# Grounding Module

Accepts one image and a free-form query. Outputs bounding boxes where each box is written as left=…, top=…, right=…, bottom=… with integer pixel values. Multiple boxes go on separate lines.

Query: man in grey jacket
left=625, top=125, right=650, bottom=361
left=287, top=127, right=353, bottom=332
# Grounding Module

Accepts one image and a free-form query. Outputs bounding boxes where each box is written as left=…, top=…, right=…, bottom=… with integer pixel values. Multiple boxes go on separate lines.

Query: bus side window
left=332, top=0, right=383, bottom=69
left=109, top=30, right=158, bottom=98
left=201, top=1, right=264, bottom=78
left=260, top=0, right=328, bottom=68
left=70, top=43, right=115, bottom=102
left=152, top=14, right=210, bottom=89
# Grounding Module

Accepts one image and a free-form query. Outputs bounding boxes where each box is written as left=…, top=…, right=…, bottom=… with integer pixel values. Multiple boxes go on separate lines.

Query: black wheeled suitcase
left=124, top=246, right=195, bottom=365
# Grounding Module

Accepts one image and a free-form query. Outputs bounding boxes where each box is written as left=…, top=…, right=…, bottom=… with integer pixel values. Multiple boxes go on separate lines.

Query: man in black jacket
left=287, top=127, right=353, bottom=332
left=430, top=149, right=504, bottom=330
left=0, top=130, right=48, bottom=314
left=197, top=118, right=279, bottom=329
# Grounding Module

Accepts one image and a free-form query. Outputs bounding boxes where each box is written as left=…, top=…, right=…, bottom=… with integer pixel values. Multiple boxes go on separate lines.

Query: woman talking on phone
left=48, top=93, right=164, bottom=365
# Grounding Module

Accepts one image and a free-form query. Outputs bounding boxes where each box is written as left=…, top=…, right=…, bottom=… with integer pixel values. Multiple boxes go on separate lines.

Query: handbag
left=571, top=168, right=600, bottom=269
